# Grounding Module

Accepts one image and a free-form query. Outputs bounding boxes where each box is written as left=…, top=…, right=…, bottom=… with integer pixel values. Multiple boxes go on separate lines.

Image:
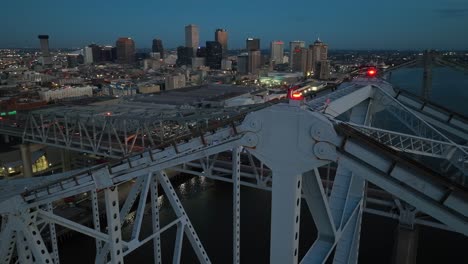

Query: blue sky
left=2, top=0, right=468, bottom=50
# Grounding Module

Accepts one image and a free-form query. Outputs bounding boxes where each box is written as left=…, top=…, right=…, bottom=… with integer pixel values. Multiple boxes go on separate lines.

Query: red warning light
left=367, top=68, right=377, bottom=77
left=289, top=90, right=304, bottom=100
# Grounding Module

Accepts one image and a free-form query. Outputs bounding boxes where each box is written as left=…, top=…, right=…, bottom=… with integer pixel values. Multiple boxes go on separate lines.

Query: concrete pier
left=20, top=143, right=33, bottom=177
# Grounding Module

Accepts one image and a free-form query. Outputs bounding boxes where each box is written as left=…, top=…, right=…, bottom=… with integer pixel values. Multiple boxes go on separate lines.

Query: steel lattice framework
left=0, top=78, right=467, bottom=264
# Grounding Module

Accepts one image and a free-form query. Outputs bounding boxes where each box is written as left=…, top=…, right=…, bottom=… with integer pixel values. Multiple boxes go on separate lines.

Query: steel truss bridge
left=0, top=78, right=467, bottom=264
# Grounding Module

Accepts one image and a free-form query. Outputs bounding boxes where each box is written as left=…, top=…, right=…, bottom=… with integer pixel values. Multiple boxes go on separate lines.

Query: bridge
left=0, top=77, right=467, bottom=264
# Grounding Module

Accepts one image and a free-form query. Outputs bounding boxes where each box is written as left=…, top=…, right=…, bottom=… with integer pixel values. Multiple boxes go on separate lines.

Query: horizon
left=2, top=0, right=468, bottom=50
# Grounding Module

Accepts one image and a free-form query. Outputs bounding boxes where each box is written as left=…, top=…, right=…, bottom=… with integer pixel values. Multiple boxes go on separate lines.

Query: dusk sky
left=2, top=0, right=468, bottom=50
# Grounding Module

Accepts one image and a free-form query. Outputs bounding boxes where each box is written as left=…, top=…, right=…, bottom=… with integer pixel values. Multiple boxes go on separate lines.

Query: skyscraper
left=176, top=46, right=194, bottom=66
left=311, top=38, right=328, bottom=75
left=38, top=35, right=52, bottom=65
left=185, top=24, right=199, bottom=51
left=289, top=41, right=305, bottom=68
left=215, top=29, right=228, bottom=56
left=248, top=50, right=261, bottom=74
left=116, top=37, right=135, bottom=64
left=291, top=47, right=308, bottom=73
left=312, top=39, right=328, bottom=64
left=270, top=41, right=284, bottom=64
left=237, top=54, right=249, bottom=74
left=206, top=41, right=223, bottom=69
left=246, top=38, right=260, bottom=51
left=83, top=46, right=93, bottom=64
left=152, top=39, right=164, bottom=58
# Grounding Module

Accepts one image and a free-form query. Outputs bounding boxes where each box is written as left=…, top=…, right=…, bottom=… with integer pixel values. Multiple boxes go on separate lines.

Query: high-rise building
left=185, top=24, right=199, bottom=51
left=246, top=38, right=260, bottom=51
left=66, top=54, right=80, bottom=68
left=248, top=50, right=261, bottom=74
left=215, top=29, right=228, bottom=56
left=291, top=46, right=308, bottom=73
left=206, top=41, right=222, bottom=69
left=196, top=47, right=207, bottom=57
left=318, top=60, right=331, bottom=80
left=176, top=46, right=194, bottom=66
left=270, top=41, right=284, bottom=64
left=311, top=38, right=328, bottom=75
left=84, top=46, right=93, bottom=64
left=116, top=37, right=135, bottom=64
left=312, top=38, right=328, bottom=61
left=237, top=54, right=249, bottom=74
left=38, top=35, right=52, bottom=65
left=289, top=41, right=305, bottom=68
left=152, top=39, right=164, bottom=58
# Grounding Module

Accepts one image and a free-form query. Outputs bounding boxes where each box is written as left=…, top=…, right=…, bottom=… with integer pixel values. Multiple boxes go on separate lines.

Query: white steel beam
left=103, top=187, right=124, bottom=264
left=300, top=169, right=337, bottom=264
left=270, top=169, right=303, bottom=264
left=150, top=173, right=162, bottom=264
left=232, top=146, right=242, bottom=264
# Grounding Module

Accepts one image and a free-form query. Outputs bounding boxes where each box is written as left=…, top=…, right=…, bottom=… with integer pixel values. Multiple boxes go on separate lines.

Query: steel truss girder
left=335, top=124, right=468, bottom=235
left=392, top=89, right=468, bottom=140
left=347, top=123, right=468, bottom=176
left=5, top=103, right=269, bottom=158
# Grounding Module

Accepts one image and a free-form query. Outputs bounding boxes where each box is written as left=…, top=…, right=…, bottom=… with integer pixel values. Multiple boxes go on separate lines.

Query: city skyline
left=1, top=0, right=468, bottom=50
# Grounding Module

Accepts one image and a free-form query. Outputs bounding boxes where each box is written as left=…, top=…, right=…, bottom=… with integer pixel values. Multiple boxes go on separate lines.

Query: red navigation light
left=289, top=91, right=304, bottom=100
left=367, top=68, right=377, bottom=77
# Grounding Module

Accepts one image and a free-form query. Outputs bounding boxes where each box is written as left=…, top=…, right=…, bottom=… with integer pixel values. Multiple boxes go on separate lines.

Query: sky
left=2, top=0, right=468, bottom=50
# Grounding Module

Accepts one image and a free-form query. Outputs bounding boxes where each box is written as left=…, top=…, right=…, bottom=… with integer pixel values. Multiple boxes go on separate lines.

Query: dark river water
left=59, top=68, right=468, bottom=263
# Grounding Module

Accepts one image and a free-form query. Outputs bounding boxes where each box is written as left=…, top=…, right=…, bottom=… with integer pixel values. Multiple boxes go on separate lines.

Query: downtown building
left=116, top=37, right=135, bottom=64
left=185, top=24, right=199, bottom=53
left=206, top=41, right=223, bottom=70
left=152, top=39, right=164, bottom=58
left=215, top=29, right=228, bottom=57
left=309, top=38, right=329, bottom=79
left=270, top=41, right=284, bottom=65
left=289, top=40, right=305, bottom=70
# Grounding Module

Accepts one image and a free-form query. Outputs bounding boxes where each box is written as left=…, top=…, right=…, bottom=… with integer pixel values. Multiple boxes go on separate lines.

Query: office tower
left=318, top=60, right=331, bottom=80
left=248, top=50, right=261, bottom=74
left=270, top=41, right=284, bottom=64
left=197, top=47, right=207, bottom=57
left=291, top=46, right=308, bottom=73
left=101, top=46, right=115, bottom=62
left=84, top=46, right=93, bottom=64
left=237, top=54, right=249, bottom=74
left=38, top=35, right=52, bottom=65
left=66, top=54, right=79, bottom=68
left=152, top=39, right=164, bottom=58
left=87, top=44, right=102, bottom=63
left=185, top=24, right=199, bottom=51
left=116, top=37, right=135, bottom=64
left=289, top=41, right=305, bottom=68
left=206, top=41, right=222, bottom=69
left=312, top=38, right=328, bottom=61
left=176, top=46, right=194, bottom=66
left=309, top=39, right=330, bottom=79
left=246, top=38, right=260, bottom=51
left=215, top=29, right=228, bottom=56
